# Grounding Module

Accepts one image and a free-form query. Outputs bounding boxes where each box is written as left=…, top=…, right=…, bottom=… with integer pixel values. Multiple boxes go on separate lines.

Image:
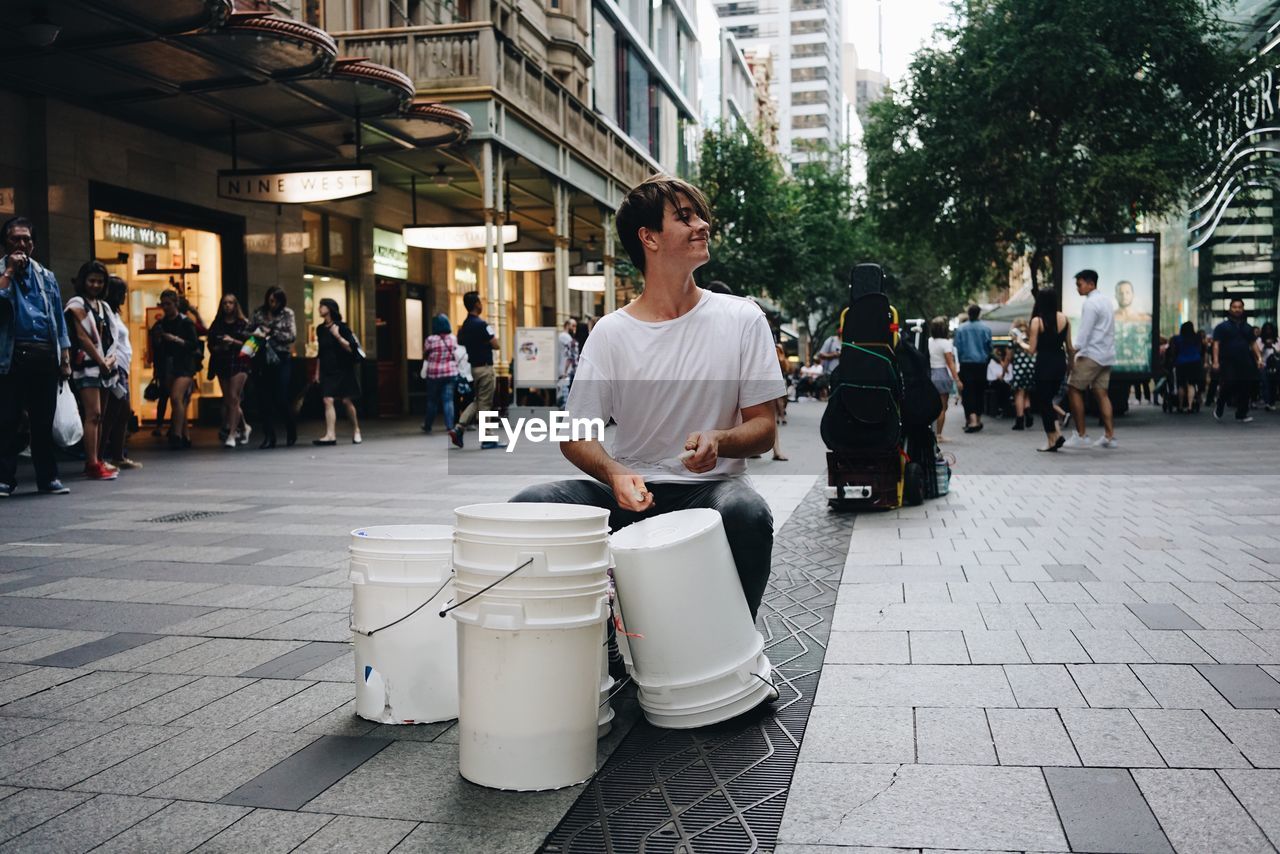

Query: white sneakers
left=1062, top=433, right=1118, bottom=449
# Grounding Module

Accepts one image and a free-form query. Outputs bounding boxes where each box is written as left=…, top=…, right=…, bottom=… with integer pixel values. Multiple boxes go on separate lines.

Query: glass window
left=791, top=113, right=828, bottom=128
left=792, top=89, right=828, bottom=104
left=328, top=215, right=355, bottom=272
left=593, top=10, right=617, bottom=120
left=791, top=66, right=827, bottom=82
left=790, top=18, right=824, bottom=34
left=792, top=42, right=827, bottom=58
left=303, top=209, right=323, bottom=266
left=627, top=49, right=651, bottom=147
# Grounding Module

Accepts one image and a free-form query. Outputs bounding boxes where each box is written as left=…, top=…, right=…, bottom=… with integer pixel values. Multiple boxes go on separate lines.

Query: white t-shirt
left=104, top=303, right=132, bottom=366
left=927, top=337, right=954, bottom=369
left=567, top=290, right=786, bottom=483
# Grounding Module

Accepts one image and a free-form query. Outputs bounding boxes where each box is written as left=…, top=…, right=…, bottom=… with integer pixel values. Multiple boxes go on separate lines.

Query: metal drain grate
left=145, top=510, right=230, bottom=523
left=540, top=484, right=853, bottom=854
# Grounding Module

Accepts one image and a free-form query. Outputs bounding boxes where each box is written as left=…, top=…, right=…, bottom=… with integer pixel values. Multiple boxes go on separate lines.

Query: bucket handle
left=438, top=556, right=535, bottom=618
left=351, top=574, right=453, bottom=637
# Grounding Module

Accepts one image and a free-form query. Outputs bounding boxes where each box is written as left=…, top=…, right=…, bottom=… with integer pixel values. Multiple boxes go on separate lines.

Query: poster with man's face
left=1061, top=239, right=1157, bottom=373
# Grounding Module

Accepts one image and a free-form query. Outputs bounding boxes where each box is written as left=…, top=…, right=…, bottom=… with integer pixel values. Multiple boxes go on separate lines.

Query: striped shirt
left=423, top=333, right=458, bottom=379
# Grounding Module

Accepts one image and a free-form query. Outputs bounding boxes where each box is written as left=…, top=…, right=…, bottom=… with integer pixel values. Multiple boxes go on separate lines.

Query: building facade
left=0, top=0, right=698, bottom=421
left=711, top=0, right=843, bottom=164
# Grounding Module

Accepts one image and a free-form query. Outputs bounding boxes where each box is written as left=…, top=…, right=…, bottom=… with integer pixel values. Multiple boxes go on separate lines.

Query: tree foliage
left=863, top=0, right=1243, bottom=292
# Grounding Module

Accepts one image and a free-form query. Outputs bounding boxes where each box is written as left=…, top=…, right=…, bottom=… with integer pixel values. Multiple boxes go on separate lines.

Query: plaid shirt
left=423, top=333, right=458, bottom=379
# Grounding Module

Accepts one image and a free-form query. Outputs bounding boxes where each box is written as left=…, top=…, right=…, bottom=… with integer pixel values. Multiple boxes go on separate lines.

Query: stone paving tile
left=193, top=807, right=334, bottom=853
left=1179, top=602, right=1263, bottom=630
left=0, top=717, right=57, bottom=747
left=1195, top=663, right=1280, bottom=708
left=1132, top=709, right=1250, bottom=768
left=0, top=597, right=215, bottom=634
left=73, top=726, right=250, bottom=795
left=1060, top=709, right=1165, bottom=767
left=0, top=630, right=113, bottom=663
left=390, top=822, right=545, bottom=854
left=170, top=679, right=311, bottom=729
left=831, top=603, right=986, bottom=632
left=1078, top=603, right=1150, bottom=630
left=1017, top=630, right=1090, bottom=663
left=814, top=665, right=1015, bottom=707
left=1042, top=767, right=1172, bottom=854
left=1073, top=629, right=1152, bottom=662
left=240, top=642, right=349, bottom=679
left=1220, top=770, right=1280, bottom=850
left=0, top=666, right=90, bottom=706
left=251, top=612, right=351, bottom=642
left=914, top=707, right=994, bottom=765
left=303, top=741, right=580, bottom=827
left=800, top=707, right=914, bottom=764
left=777, top=763, right=1067, bottom=851
left=978, top=603, right=1039, bottom=630
left=835, top=583, right=904, bottom=604
left=1134, top=769, right=1274, bottom=854
left=3, top=724, right=181, bottom=789
left=83, top=635, right=209, bottom=672
left=90, top=801, right=252, bottom=854
left=290, top=814, right=417, bottom=853
left=0, top=793, right=167, bottom=853
left=1002, top=664, right=1087, bottom=708
left=0, top=670, right=146, bottom=717
left=1206, top=710, right=1280, bottom=769
left=1189, top=630, right=1273, bottom=664
left=220, top=735, right=391, bottom=811
left=145, top=731, right=318, bottom=802
left=55, top=673, right=199, bottom=722
left=0, top=788, right=93, bottom=843
left=908, top=631, right=969, bottom=664
left=111, top=676, right=255, bottom=726
left=26, top=632, right=163, bottom=668
left=1129, top=629, right=1217, bottom=664
left=1066, top=663, right=1160, bottom=708
left=1128, top=602, right=1204, bottom=631
left=986, top=708, right=1078, bottom=766
left=300, top=701, right=379, bottom=738
left=298, top=651, right=354, bottom=683
left=234, top=682, right=356, bottom=734
left=1132, top=664, right=1235, bottom=709
left=824, top=632, right=910, bottom=664
left=961, top=631, right=1029, bottom=664
left=0, top=720, right=121, bottom=777
left=145, top=638, right=305, bottom=676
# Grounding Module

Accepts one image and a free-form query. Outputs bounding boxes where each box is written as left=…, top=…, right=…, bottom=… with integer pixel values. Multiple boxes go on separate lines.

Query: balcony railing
left=333, top=24, right=653, bottom=190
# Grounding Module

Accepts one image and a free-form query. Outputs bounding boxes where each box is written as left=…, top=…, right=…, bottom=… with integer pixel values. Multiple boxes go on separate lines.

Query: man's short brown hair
left=615, top=175, right=711, bottom=274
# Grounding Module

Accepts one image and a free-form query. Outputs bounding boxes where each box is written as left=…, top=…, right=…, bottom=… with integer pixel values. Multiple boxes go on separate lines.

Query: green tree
left=864, top=0, right=1241, bottom=292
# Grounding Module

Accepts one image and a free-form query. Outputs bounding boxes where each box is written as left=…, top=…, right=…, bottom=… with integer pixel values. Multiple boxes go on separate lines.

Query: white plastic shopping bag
left=52, top=381, right=83, bottom=449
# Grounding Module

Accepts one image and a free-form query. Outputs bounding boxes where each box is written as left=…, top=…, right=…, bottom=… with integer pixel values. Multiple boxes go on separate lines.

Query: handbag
left=142, top=378, right=161, bottom=402
left=52, top=381, right=84, bottom=449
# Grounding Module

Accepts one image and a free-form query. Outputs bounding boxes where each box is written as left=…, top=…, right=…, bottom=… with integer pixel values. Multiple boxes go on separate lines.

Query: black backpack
left=897, top=338, right=943, bottom=428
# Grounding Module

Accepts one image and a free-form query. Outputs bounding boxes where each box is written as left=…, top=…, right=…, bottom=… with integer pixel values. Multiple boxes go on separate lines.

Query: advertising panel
left=1059, top=235, right=1160, bottom=374
left=513, top=327, right=559, bottom=388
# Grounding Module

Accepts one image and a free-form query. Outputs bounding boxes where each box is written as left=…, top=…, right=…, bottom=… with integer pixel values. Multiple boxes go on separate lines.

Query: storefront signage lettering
left=373, top=227, right=409, bottom=278
left=217, top=167, right=376, bottom=204
left=104, top=219, right=169, bottom=248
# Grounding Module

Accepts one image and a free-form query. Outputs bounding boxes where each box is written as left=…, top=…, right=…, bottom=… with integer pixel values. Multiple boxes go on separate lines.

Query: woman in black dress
left=312, top=298, right=363, bottom=446
left=208, top=294, right=252, bottom=448
left=1028, top=288, right=1073, bottom=452
left=250, top=286, right=297, bottom=449
left=152, top=289, right=200, bottom=449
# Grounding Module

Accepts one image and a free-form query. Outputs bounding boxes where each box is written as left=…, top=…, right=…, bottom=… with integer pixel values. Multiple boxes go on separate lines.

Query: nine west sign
left=217, top=167, right=376, bottom=204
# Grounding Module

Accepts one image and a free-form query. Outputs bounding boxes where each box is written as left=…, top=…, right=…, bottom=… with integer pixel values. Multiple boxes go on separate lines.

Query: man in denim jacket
left=0, top=216, right=73, bottom=496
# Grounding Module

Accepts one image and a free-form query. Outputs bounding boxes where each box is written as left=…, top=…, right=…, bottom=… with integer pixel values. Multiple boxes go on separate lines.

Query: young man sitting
left=510, top=176, right=785, bottom=618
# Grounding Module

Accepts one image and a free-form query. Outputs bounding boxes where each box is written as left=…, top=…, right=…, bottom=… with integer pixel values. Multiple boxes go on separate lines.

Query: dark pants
left=423, top=375, right=457, bottom=431
left=1035, top=369, right=1065, bottom=435
left=510, top=478, right=774, bottom=618
left=959, top=362, right=987, bottom=419
left=0, top=351, right=61, bottom=488
left=1216, top=377, right=1254, bottom=420
left=256, top=357, right=295, bottom=444
left=101, top=371, right=130, bottom=461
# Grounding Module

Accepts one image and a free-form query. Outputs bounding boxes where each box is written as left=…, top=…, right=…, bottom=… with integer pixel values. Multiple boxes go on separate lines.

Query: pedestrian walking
left=250, top=286, right=297, bottom=449
left=1169, top=321, right=1203, bottom=414
left=817, top=327, right=842, bottom=379
left=557, top=317, right=578, bottom=408
left=1064, top=269, right=1118, bottom=448
left=1009, top=318, right=1035, bottom=429
left=207, top=294, right=252, bottom=448
left=151, top=289, right=200, bottom=450
left=65, top=260, right=119, bottom=480
left=453, top=291, right=502, bottom=449
left=311, top=298, right=362, bottom=446
left=421, top=314, right=460, bottom=443
left=772, top=341, right=789, bottom=461
left=1028, top=287, right=1071, bottom=452
left=1212, top=298, right=1264, bottom=424
left=953, top=304, right=993, bottom=432
left=0, top=216, right=73, bottom=496
left=100, top=275, right=140, bottom=470
left=1258, top=322, right=1277, bottom=410
left=927, top=316, right=962, bottom=442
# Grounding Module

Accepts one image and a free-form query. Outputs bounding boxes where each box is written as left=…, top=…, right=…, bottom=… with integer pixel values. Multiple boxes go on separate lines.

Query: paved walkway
left=0, top=400, right=1275, bottom=851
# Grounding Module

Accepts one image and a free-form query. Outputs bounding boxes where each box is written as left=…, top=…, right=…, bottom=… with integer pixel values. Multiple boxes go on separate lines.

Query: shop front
left=89, top=184, right=247, bottom=425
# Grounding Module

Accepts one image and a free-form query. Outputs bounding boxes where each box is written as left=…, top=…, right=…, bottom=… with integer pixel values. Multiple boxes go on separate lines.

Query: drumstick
left=678, top=449, right=696, bottom=461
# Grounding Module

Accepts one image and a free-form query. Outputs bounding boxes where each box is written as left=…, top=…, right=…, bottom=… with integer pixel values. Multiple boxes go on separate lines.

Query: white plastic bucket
left=450, top=503, right=610, bottom=790
left=610, top=509, right=775, bottom=729
left=349, top=525, right=458, bottom=725
left=599, top=625, right=615, bottom=739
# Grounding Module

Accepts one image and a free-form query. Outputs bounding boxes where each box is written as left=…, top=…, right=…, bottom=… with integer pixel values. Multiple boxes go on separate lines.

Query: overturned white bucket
left=610, top=508, right=776, bottom=729
left=599, top=625, right=615, bottom=739
left=450, top=503, right=611, bottom=791
left=350, top=525, right=458, bottom=725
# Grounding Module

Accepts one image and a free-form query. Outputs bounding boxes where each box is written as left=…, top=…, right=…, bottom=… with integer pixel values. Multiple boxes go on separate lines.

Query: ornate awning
left=0, top=1, right=471, bottom=167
